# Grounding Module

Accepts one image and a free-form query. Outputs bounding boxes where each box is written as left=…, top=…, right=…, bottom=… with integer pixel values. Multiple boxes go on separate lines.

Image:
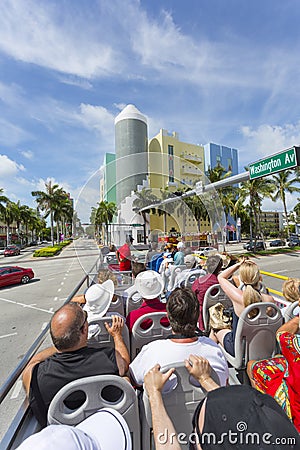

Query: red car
left=4, top=245, right=21, bottom=256
left=0, top=266, right=34, bottom=287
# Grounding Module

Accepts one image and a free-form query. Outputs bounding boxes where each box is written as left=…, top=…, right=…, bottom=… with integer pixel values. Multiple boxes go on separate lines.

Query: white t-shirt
left=129, top=336, right=229, bottom=387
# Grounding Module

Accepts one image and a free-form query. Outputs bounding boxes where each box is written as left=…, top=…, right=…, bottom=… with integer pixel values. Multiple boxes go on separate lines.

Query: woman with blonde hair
left=210, top=259, right=275, bottom=356
left=282, top=278, right=300, bottom=303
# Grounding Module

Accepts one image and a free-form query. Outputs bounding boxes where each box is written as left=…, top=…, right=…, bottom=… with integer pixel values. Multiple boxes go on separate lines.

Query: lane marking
left=54, top=297, right=58, bottom=301
left=10, top=380, right=23, bottom=399
left=60, top=282, right=64, bottom=286
left=273, top=270, right=288, bottom=274
left=0, top=297, right=53, bottom=314
left=41, top=322, right=48, bottom=330
left=58, top=288, right=61, bottom=292
left=0, top=332, right=18, bottom=339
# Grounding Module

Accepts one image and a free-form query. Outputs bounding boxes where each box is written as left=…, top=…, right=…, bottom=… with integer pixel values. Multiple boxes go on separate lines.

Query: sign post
left=249, top=146, right=300, bottom=180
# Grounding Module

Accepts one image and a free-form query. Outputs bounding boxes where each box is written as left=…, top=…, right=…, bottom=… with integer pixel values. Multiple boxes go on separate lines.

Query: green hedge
left=33, top=240, right=71, bottom=257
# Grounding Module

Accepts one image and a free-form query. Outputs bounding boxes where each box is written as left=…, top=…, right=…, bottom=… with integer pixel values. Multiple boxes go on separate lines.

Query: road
left=224, top=242, right=300, bottom=294
left=0, top=238, right=101, bottom=440
left=0, top=238, right=100, bottom=386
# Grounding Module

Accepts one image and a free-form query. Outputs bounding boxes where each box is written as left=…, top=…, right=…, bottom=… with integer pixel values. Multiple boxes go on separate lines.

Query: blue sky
left=1, top=0, right=300, bottom=221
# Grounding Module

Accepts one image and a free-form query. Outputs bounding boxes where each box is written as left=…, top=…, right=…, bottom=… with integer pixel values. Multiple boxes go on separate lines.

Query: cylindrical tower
left=115, top=104, right=148, bottom=205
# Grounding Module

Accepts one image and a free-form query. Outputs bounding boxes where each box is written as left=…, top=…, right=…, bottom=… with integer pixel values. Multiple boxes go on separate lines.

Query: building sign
left=249, top=147, right=300, bottom=180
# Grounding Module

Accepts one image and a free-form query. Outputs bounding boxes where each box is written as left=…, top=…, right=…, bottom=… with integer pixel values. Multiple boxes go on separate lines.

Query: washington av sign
left=249, top=146, right=300, bottom=180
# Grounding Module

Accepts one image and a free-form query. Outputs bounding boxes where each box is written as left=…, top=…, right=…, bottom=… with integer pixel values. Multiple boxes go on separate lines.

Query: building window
left=168, top=145, right=174, bottom=182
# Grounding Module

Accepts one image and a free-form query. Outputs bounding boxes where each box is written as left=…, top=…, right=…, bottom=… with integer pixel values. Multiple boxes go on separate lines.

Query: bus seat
left=283, top=300, right=300, bottom=322
left=202, top=284, right=233, bottom=332
left=87, top=316, right=130, bottom=353
left=184, top=269, right=206, bottom=288
left=107, top=293, right=125, bottom=316
left=130, top=312, right=171, bottom=359
left=221, top=302, right=283, bottom=371
left=47, top=375, right=140, bottom=450
left=168, top=264, right=186, bottom=290
left=126, top=291, right=143, bottom=317
left=141, top=362, right=220, bottom=450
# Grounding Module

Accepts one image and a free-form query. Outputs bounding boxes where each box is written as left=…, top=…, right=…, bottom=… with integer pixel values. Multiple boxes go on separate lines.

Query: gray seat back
left=283, top=300, right=299, bottom=322
left=107, top=293, right=125, bottom=316
left=126, top=291, right=143, bottom=316
left=221, top=302, right=283, bottom=369
left=130, top=312, right=171, bottom=359
left=141, top=363, right=219, bottom=450
left=202, top=284, right=233, bottom=331
left=168, top=264, right=186, bottom=290
left=184, top=269, right=206, bottom=288
left=47, top=375, right=140, bottom=450
left=87, top=316, right=130, bottom=352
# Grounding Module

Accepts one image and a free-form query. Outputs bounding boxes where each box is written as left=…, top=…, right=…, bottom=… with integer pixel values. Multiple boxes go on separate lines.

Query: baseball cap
left=16, top=408, right=132, bottom=450
left=192, top=385, right=299, bottom=449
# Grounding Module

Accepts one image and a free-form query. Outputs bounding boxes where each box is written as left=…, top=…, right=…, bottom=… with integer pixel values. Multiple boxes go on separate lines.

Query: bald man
left=22, top=303, right=129, bottom=427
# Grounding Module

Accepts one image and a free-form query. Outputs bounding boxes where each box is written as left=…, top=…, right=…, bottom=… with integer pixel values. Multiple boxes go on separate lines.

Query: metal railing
left=0, top=258, right=101, bottom=448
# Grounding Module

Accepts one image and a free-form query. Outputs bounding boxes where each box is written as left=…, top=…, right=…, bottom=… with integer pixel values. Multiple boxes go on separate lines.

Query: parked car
left=29, top=240, right=38, bottom=246
left=269, top=239, right=286, bottom=247
left=0, top=247, right=5, bottom=255
left=196, top=247, right=217, bottom=257
left=4, top=245, right=21, bottom=256
left=244, top=241, right=266, bottom=251
left=0, top=266, right=34, bottom=287
left=288, top=237, right=300, bottom=247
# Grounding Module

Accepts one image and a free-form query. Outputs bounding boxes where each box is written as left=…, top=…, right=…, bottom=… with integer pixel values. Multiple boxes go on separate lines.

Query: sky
left=1, top=0, right=300, bottom=222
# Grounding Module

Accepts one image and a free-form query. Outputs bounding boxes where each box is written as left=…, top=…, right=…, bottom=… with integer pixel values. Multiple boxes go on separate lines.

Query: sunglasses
left=80, top=310, right=88, bottom=331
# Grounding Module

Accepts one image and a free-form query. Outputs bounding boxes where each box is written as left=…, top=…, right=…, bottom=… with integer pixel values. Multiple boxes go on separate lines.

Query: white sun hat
left=83, top=280, right=114, bottom=320
left=16, top=408, right=132, bottom=450
left=134, top=270, right=164, bottom=299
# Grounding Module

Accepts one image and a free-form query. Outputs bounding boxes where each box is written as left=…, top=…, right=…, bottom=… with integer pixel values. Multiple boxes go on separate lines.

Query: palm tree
left=53, top=196, right=73, bottom=241
left=32, top=181, right=69, bottom=246
left=0, top=188, right=9, bottom=216
left=239, top=172, right=275, bottom=247
left=132, top=188, right=158, bottom=225
left=95, top=201, right=117, bottom=244
left=206, top=164, right=232, bottom=184
left=158, top=188, right=176, bottom=234
left=271, top=170, right=300, bottom=238
left=0, top=201, right=19, bottom=245
left=294, top=199, right=300, bottom=222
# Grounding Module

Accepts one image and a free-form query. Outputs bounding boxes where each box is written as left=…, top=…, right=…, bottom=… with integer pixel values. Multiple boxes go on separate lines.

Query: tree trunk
left=50, top=211, right=54, bottom=246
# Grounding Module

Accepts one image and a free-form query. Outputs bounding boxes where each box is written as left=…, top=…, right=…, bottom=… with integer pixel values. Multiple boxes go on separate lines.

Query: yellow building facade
left=148, top=129, right=211, bottom=240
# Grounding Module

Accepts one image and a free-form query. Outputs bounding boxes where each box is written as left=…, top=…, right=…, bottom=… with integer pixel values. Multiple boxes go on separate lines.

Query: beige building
left=148, top=129, right=210, bottom=237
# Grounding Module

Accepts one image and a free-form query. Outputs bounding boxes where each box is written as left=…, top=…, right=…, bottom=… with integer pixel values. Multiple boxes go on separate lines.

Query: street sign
left=249, top=147, right=300, bottom=180
left=195, top=181, right=203, bottom=195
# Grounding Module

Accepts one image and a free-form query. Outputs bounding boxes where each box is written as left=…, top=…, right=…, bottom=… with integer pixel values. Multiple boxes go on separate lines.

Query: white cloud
left=240, top=122, right=300, bottom=167
left=79, top=104, right=115, bottom=140
left=20, top=150, right=34, bottom=160
left=57, top=76, right=93, bottom=90
left=0, top=154, right=24, bottom=176
left=0, top=0, right=121, bottom=79
left=0, top=119, right=31, bottom=146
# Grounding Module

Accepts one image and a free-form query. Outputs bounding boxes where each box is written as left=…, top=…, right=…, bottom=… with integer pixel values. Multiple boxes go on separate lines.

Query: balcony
left=180, top=153, right=202, bottom=163
left=181, top=165, right=202, bottom=175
